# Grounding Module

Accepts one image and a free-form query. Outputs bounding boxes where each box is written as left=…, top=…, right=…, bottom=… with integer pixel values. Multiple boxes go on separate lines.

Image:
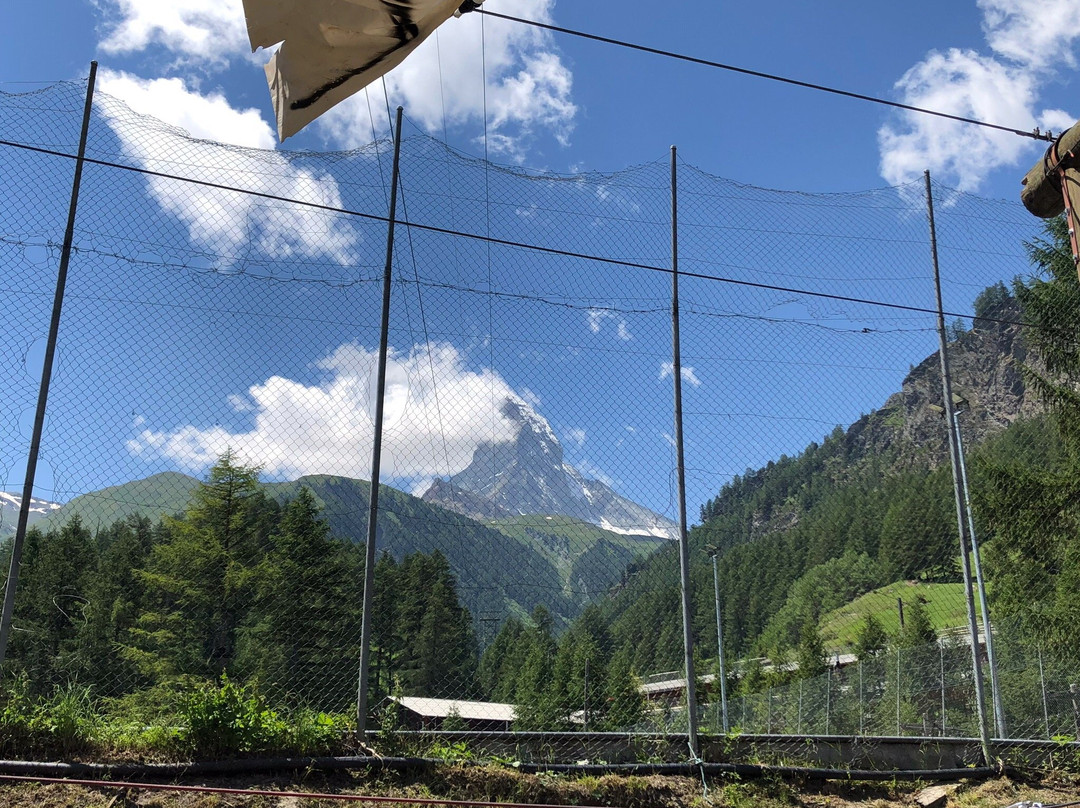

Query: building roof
left=390, top=696, right=516, bottom=723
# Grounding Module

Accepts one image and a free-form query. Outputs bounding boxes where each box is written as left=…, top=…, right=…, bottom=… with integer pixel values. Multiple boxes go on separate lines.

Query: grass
left=819, top=579, right=984, bottom=650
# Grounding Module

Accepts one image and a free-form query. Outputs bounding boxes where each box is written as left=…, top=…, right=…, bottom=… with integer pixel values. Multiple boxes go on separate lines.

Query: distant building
left=386, top=696, right=516, bottom=732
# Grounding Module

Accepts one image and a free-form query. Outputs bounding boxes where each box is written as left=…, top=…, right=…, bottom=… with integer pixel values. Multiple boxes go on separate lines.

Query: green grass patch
left=819, top=579, right=984, bottom=651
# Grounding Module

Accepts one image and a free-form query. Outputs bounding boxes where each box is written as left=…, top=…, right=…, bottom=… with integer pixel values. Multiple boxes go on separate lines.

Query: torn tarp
left=243, top=0, right=467, bottom=140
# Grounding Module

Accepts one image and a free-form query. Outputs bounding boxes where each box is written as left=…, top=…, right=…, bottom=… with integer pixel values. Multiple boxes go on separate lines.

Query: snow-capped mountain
left=422, top=398, right=679, bottom=540
left=0, top=491, right=62, bottom=538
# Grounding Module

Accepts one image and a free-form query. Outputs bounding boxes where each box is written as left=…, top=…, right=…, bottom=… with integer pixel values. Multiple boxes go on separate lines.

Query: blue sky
left=1, top=0, right=1078, bottom=522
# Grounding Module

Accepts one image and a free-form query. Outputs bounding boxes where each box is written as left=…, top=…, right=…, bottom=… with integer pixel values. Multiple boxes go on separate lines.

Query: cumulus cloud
left=95, top=0, right=249, bottom=66
left=96, top=70, right=359, bottom=264
left=94, top=0, right=575, bottom=157
left=659, top=362, right=702, bottom=387
left=879, top=0, right=1080, bottom=190
left=128, top=341, right=525, bottom=480
left=318, top=2, right=575, bottom=158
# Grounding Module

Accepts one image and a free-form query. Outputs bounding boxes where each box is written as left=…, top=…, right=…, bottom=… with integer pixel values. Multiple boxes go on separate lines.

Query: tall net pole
left=925, top=170, right=992, bottom=764
left=357, top=106, right=405, bottom=734
left=0, top=62, right=98, bottom=677
left=670, top=146, right=699, bottom=755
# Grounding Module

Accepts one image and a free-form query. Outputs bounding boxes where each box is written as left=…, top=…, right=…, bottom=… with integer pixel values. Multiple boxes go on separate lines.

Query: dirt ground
left=0, top=766, right=1077, bottom=808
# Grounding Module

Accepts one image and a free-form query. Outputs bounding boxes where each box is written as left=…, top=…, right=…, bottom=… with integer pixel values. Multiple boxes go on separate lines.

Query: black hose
left=0, top=756, right=1005, bottom=782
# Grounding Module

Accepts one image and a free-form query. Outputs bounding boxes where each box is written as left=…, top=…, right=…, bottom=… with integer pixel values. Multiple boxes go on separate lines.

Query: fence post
left=357, top=105, right=405, bottom=735
left=859, top=660, right=864, bottom=736
left=940, top=639, right=947, bottom=737
left=767, top=686, right=773, bottom=734
left=925, top=170, right=992, bottom=764
left=0, top=62, right=98, bottom=679
left=896, top=648, right=902, bottom=736
left=1039, top=647, right=1051, bottom=740
left=669, top=145, right=699, bottom=757
left=825, top=667, right=832, bottom=735
left=797, top=679, right=803, bottom=734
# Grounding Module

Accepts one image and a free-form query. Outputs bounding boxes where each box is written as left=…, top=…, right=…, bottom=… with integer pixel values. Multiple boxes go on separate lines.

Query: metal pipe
left=357, top=106, right=405, bottom=733
left=0, top=62, right=98, bottom=677
left=669, top=145, right=699, bottom=756
left=952, top=409, right=1005, bottom=736
left=710, top=553, right=730, bottom=732
left=925, top=170, right=992, bottom=765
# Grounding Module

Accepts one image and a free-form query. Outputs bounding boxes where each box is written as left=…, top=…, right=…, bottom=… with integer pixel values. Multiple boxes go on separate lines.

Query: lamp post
left=706, top=546, right=730, bottom=732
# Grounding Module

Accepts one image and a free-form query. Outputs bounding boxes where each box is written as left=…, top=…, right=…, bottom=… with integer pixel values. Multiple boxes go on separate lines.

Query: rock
left=915, top=784, right=959, bottom=808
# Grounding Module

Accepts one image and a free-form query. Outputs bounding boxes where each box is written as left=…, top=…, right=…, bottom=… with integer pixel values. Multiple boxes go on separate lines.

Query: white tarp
left=243, top=0, right=465, bottom=140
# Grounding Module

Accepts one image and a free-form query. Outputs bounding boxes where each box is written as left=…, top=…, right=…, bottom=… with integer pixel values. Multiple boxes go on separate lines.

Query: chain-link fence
left=0, top=78, right=1076, bottom=763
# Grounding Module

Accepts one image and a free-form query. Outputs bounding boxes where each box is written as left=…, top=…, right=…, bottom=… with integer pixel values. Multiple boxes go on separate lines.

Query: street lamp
left=705, top=544, right=731, bottom=733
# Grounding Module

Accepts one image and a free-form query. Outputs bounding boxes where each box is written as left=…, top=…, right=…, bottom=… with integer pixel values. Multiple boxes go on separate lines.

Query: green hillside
left=491, top=514, right=665, bottom=603
left=40, top=473, right=658, bottom=639
left=819, top=580, right=976, bottom=650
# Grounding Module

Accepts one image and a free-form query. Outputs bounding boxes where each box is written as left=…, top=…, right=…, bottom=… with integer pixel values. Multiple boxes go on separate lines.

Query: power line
left=475, top=8, right=1056, bottom=144
left=0, top=137, right=1029, bottom=327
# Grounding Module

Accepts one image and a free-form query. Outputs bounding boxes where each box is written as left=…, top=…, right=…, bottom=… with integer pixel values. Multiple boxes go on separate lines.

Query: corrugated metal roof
left=391, top=696, right=516, bottom=722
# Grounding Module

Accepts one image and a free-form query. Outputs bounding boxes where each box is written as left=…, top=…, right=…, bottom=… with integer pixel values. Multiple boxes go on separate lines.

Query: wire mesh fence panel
left=1, top=79, right=1079, bottom=764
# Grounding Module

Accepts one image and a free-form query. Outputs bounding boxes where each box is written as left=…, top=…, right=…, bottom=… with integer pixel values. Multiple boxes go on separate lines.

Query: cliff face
left=842, top=298, right=1036, bottom=469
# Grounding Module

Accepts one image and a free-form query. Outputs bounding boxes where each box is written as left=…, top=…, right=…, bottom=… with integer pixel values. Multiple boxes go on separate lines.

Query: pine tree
left=128, top=451, right=275, bottom=680
left=236, top=487, right=359, bottom=707
left=795, top=618, right=827, bottom=679
left=854, top=614, right=887, bottom=660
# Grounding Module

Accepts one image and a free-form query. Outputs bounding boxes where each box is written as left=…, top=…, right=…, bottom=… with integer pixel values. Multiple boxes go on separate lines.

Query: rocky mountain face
left=0, top=491, right=61, bottom=538
left=422, top=398, right=679, bottom=540
left=838, top=297, right=1037, bottom=472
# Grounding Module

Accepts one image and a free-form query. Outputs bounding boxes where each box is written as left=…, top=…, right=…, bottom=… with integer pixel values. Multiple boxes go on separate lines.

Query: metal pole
left=0, top=62, right=97, bottom=678
left=797, top=679, right=803, bottom=735
left=925, top=170, right=992, bottom=765
left=583, top=657, right=589, bottom=730
left=953, top=409, right=1005, bottom=736
left=859, top=660, right=864, bottom=736
left=826, top=667, right=831, bottom=735
left=710, top=553, right=730, bottom=732
left=357, top=106, right=404, bottom=734
left=1038, top=647, right=1050, bottom=740
left=896, top=648, right=901, bottom=736
left=940, top=638, right=947, bottom=737
left=669, top=145, right=699, bottom=756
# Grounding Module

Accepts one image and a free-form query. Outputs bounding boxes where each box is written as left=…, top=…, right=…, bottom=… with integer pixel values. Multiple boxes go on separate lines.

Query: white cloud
left=879, top=0, right=1080, bottom=190
left=97, top=70, right=359, bottom=264
left=586, top=308, right=632, bottom=340
left=96, top=0, right=249, bottom=66
left=576, top=459, right=616, bottom=489
left=519, top=387, right=543, bottom=409
left=659, top=362, right=702, bottom=388
left=128, top=341, right=525, bottom=480
left=979, top=0, right=1080, bottom=70
left=299, top=2, right=575, bottom=157
left=94, top=0, right=576, bottom=156
left=564, top=427, right=586, bottom=448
